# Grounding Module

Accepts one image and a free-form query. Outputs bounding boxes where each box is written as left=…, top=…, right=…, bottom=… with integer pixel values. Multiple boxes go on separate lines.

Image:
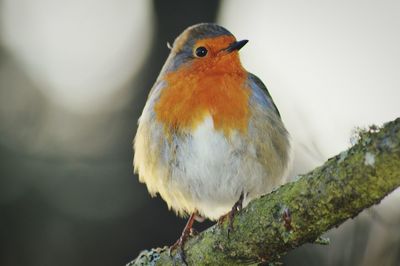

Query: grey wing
left=248, top=73, right=281, bottom=118
left=246, top=73, right=291, bottom=191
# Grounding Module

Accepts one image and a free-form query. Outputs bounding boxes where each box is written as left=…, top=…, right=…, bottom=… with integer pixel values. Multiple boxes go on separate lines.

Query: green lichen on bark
left=129, top=118, right=400, bottom=266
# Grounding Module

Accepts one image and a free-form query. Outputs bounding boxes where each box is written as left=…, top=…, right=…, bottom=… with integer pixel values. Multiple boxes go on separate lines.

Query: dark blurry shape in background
left=0, top=0, right=220, bottom=265
left=1, top=0, right=399, bottom=266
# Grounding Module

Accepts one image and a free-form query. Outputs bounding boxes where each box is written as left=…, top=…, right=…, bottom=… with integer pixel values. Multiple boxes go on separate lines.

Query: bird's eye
left=194, top=46, right=208, bottom=57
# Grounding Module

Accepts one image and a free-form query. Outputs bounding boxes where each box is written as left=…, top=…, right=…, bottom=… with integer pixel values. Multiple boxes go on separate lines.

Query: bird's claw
left=169, top=238, right=188, bottom=266
left=219, top=193, right=244, bottom=238
left=169, top=213, right=197, bottom=265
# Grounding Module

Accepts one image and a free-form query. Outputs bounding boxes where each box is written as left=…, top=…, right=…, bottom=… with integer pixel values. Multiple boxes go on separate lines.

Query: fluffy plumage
left=134, top=23, right=290, bottom=220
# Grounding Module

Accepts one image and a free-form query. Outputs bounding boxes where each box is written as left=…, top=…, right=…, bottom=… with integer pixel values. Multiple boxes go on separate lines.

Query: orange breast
left=154, top=54, right=250, bottom=137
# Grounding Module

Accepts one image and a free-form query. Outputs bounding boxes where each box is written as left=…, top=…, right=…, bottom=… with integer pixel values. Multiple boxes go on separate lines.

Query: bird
left=133, top=23, right=291, bottom=257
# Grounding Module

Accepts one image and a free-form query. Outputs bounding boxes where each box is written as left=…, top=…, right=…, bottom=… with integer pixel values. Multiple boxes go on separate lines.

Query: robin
left=134, top=23, right=291, bottom=258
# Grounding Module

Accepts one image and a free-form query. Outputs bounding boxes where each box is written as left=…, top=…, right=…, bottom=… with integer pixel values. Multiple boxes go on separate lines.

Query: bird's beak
left=225, top=39, right=249, bottom=53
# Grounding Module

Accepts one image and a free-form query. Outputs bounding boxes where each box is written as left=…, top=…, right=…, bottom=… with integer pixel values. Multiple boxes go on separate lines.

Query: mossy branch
left=128, top=118, right=400, bottom=265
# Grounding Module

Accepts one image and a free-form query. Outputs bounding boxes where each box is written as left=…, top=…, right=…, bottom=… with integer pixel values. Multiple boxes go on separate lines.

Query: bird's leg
left=227, top=192, right=244, bottom=237
left=217, top=212, right=229, bottom=226
left=189, top=214, right=204, bottom=237
left=170, top=212, right=197, bottom=263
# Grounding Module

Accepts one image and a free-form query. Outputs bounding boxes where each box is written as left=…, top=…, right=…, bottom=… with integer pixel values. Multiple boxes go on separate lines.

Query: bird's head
left=161, top=23, right=248, bottom=76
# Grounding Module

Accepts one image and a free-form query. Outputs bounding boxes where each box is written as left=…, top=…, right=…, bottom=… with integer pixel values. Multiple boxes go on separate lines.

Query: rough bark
left=128, top=118, right=400, bottom=266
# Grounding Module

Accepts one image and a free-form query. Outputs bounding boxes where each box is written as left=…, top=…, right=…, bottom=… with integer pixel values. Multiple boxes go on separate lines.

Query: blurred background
left=0, top=0, right=399, bottom=265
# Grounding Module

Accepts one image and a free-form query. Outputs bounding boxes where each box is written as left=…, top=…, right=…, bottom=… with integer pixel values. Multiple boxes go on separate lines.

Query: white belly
left=164, top=116, right=267, bottom=220
left=135, top=108, right=289, bottom=220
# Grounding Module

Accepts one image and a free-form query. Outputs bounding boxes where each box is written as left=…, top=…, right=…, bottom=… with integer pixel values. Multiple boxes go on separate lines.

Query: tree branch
left=128, top=118, right=400, bottom=265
